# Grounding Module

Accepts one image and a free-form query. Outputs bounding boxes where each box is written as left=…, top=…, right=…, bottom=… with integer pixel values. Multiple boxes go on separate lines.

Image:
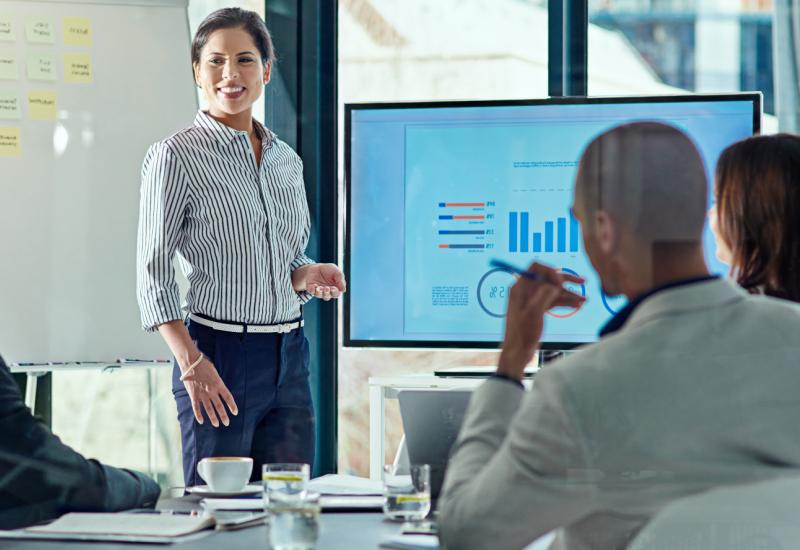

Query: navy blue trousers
left=172, top=319, right=315, bottom=487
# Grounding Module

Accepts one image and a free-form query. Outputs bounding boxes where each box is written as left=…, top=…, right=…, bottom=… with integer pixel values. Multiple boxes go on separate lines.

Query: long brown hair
left=715, top=134, right=800, bottom=302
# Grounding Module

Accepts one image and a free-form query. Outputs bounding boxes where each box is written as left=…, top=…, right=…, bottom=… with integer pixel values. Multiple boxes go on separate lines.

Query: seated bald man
left=438, top=122, right=800, bottom=550
left=0, top=356, right=160, bottom=529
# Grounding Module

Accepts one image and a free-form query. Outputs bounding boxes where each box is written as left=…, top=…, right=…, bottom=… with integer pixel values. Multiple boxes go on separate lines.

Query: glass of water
left=262, top=463, right=310, bottom=509
left=382, top=464, right=431, bottom=521
left=267, top=492, right=320, bottom=550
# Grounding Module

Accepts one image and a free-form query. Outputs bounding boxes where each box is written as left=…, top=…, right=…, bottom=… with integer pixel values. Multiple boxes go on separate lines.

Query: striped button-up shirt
left=136, top=111, right=314, bottom=332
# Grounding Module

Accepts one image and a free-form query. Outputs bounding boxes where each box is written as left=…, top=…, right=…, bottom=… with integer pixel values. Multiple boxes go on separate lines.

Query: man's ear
left=595, top=210, right=616, bottom=255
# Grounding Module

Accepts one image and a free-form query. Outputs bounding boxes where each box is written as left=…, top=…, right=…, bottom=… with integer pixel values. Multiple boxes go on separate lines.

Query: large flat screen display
left=345, top=94, right=761, bottom=348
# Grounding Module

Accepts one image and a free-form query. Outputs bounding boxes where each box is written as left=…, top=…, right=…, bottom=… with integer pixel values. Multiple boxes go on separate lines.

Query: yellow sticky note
left=0, top=92, right=20, bottom=119
left=27, top=52, right=56, bottom=81
left=64, top=53, right=91, bottom=83
left=26, top=18, right=54, bottom=44
left=63, top=17, right=91, bottom=46
left=0, top=15, right=15, bottom=42
left=0, top=49, right=17, bottom=80
left=28, top=90, right=56, bottom=120
left=0, top=126, right=20, bottom=156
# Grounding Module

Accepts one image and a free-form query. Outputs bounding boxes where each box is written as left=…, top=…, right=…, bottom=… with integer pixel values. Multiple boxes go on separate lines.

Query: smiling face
left=193, top=26, right=270, bottom=120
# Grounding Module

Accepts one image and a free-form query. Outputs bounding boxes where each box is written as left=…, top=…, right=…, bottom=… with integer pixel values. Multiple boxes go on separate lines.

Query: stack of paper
left=380, top=534, right=439, bottom=549
left=202, top=474, right=385, bottom=511
left=308, top=474, right=383, bottom=495
left=202, top=495, right=384, bottom=511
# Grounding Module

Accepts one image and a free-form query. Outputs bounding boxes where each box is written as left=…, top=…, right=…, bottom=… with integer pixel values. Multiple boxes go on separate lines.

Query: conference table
left=0, top=495, right=408, bottom=549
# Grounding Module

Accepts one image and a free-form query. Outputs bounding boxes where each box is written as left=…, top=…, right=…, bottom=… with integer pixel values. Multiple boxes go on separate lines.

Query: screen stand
left=539, top=350, right=568, bottom=366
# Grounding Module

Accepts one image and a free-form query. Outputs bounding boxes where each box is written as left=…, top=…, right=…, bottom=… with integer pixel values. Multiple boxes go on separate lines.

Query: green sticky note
left=0, top=15, right=14, bottom=42
left=0, top=49, right=18, bottom=80
left=26, top=18, right=54, bottom=44
left=0, top=91, right=20, bottom=119
left=27, top=52, right=56, bottom=81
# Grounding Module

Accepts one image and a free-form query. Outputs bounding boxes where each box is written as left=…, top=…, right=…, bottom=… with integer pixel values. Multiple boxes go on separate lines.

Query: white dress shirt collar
left=193, top=110, right=274, bottom=148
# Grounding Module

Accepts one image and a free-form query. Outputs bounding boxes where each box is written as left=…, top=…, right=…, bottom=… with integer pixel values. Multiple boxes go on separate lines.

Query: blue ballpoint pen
left=489, top=259, right=541, bottom=280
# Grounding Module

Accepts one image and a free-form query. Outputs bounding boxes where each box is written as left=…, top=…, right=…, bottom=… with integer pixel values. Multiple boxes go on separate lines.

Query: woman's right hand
left=156, top=319, right=239, bottom=428
left=180, top=356, right=238, bottom=428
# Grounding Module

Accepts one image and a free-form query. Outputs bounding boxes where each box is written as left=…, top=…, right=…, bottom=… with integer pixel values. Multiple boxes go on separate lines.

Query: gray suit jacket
left=439, top=279, right=800, bottom=550
left=0, top=356, right=161, bottom=529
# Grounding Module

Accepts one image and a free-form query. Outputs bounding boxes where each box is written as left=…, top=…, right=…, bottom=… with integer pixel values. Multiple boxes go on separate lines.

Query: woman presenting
left=136, top=7, right=345, bottom=487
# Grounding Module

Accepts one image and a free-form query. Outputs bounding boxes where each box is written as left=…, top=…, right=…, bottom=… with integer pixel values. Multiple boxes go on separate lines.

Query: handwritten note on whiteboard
left=28, top=90, right=57, bottom=120
left=0, top=92, right=20, bottom=119
left=0, top=15, right=14, bottom=42
left=64, top=53, right=92, bottom=83
left=27, top=52, right=56, bottom=81
left=26, top=18, right=54, bottom=44
left=0, top=49, right=17, bottom=80
left=63, top=17, right=92, bottom=46
left=0, top=127, right=20, bottom=156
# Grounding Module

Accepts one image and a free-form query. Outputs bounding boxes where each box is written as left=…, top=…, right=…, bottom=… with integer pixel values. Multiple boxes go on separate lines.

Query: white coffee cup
left=197, top=457, right=253, bottom=492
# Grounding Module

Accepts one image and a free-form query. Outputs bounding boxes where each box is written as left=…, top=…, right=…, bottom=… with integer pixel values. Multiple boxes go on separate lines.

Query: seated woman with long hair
left=710, top=134, right=800, bottom=302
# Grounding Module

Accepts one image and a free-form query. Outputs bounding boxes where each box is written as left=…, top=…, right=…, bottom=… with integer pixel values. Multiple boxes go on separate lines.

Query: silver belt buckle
left=278, top=322, right=293, bottom=333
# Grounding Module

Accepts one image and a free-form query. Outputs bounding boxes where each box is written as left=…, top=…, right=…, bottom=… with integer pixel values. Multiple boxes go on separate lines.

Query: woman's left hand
left=293, top=263, right=347, bottom=301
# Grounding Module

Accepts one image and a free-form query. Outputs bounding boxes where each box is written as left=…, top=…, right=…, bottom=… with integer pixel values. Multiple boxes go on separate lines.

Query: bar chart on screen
left=436, top=200, right=497, bottom=252
left=508, top=210, right=580, bottom=254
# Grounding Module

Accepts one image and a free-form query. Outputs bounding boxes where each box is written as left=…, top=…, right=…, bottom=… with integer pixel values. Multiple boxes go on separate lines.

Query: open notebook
left=0, top=512, right=216, bottom=544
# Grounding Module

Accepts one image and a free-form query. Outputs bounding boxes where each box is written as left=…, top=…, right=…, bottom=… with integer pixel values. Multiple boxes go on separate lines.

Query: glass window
left=588, top=0, right=778, bottom=131
left=51, top=368, right=181, bottom=489
left=338, top=0, right=551, bottom=476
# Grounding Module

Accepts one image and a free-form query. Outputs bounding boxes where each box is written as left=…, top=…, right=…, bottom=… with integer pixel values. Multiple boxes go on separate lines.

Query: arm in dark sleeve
left=0, top=357, right=160, bottom=529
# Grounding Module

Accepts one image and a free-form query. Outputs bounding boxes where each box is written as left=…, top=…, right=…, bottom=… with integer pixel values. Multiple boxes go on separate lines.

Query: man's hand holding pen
left=497, top=262, right=586, bottom=380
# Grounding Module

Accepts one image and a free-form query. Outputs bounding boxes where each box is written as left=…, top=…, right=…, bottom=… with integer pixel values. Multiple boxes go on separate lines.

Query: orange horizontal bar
left=438, top=244, right=449, bottom=248
left=453, top=215, right=485, bottom=220
left=445, top=202, right=485, bottom=207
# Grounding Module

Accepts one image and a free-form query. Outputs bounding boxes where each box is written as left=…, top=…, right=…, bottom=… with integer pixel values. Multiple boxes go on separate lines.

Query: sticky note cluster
left=0, top=13, right=95, bottom=157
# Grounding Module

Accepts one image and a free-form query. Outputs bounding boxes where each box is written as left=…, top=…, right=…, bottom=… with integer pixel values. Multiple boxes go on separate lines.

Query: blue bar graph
left=557, top=217, right=566, bottom=252
left=509, top=212, right=518, bottom=252
left=520, top=212, right=529, bottom=253
left=533, top=233, right=542, bottom=253
left=569, top=212, right=579, bottom=252
left=507, top=210, right=578, bottom=254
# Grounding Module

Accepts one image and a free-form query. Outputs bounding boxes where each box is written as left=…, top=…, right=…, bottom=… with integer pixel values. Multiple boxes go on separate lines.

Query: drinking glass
left=267, top=492, right=320, bottom=550
left=382, top=464, right=431, bottom=521
left=262, top=463, right=310, bottom=509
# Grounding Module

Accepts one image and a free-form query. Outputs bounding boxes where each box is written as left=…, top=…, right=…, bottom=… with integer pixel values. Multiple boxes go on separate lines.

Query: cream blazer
left=439, top=279, right=800, bottom=550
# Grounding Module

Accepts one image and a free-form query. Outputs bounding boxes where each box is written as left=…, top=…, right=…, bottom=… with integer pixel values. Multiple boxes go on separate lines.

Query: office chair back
left=629, top=475, right=800, bottom=550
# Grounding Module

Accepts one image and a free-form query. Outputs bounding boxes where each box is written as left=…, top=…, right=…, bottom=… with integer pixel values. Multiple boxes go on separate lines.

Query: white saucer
left=187, top=484, right=262, bottom=497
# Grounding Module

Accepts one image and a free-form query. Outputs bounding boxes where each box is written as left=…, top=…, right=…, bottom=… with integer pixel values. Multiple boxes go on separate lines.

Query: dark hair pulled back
left=191, top=8, right=275, bottom=66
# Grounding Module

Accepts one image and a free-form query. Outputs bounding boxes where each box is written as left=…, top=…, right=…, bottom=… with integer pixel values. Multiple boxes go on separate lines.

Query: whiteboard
left=0, top=0, right=196, bottom=363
